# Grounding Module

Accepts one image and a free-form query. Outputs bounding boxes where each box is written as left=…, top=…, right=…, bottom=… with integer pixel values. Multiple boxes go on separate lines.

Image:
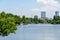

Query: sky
left=0, top=0, right=60, bottom=18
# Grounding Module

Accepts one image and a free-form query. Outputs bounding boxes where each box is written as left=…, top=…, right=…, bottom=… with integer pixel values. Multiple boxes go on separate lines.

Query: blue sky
left=0, top=0, right=60, bottom=18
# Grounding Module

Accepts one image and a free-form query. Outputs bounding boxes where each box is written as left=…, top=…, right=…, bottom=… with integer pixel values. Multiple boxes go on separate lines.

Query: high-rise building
left=34, top=15, right=38, bottom=18
left=41, top=11, right=46, bottom=19
left=55, top=11, right=59, bottom=16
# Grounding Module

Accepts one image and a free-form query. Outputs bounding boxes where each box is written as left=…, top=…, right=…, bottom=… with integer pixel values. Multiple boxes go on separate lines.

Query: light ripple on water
left=0, top=24, right=60, bottom=40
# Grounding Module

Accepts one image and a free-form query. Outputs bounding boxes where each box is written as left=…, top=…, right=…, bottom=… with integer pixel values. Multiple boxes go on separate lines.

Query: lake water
left=0, top=24, right=60, bottom=40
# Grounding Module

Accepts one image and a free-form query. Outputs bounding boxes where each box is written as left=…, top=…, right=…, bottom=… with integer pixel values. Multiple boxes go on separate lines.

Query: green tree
left=14, top=15, right=21, bottom=25
left=0, top=11, right=21, bottom=36
left=21, top=16, right=26, bottom=23
left=52, top=16, right=60, bottom=24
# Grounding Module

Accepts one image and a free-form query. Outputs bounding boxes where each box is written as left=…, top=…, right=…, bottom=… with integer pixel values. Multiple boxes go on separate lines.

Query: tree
left=52, top=16, right=60, bottom=24
left=21, top=16, right=26, bottom=23
left=14, top=15, right=21, bottom=25
left=0, top=11, right=21, bottom=36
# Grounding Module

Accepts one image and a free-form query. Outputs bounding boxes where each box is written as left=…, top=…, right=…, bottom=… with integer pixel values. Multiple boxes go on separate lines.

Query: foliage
left=51, top=16, right=60, bottom=24
left=0, top=11, right=21, bottom=36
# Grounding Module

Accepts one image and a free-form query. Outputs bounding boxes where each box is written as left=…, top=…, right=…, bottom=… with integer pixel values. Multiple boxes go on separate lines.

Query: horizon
left=0, top=0, right=60, bottom=18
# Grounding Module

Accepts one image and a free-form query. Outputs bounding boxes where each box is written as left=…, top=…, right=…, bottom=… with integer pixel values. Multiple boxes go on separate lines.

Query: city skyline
left=34, top=11, right=60, bottom=19
left=0, top=0, right=60, bottom=18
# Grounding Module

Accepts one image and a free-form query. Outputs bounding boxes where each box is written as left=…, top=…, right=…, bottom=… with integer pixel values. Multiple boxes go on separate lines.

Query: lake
left=0, top=24, right=60, bottom=40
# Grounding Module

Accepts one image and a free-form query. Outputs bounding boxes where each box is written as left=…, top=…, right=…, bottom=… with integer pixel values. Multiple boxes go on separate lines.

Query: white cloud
left=32, top=6, right=59, bottom=11
left=40, top=6, right=59, bottom=11
left=37, top=0, right=59, bottom=6
left=32, top=8, right=40, bottom=12
left=35, top=0, right=60, bottom=13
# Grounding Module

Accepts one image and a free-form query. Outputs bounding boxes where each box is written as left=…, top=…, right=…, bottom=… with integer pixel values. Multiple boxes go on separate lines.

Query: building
left=34, top=15, right=38, bottom=18
left=55, top=11, right=59, bottom=16
left=41, top=11, right=46, bottom=19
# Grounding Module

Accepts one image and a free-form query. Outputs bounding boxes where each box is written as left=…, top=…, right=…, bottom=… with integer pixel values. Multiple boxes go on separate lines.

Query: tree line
left=0, top=11, right=60, bottom=36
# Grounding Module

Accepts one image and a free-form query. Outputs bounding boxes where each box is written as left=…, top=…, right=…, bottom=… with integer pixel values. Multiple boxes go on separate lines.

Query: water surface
left=0, top=24, right=60, bottom=40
